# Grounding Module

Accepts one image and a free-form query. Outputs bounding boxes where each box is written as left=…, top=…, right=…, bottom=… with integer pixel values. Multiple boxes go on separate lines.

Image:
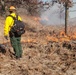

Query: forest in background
left=0, top=0, right=73, bottom=16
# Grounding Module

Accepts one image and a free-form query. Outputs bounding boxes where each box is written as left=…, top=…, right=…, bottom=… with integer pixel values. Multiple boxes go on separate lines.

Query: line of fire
left=0, top=0, right=76, bottom=44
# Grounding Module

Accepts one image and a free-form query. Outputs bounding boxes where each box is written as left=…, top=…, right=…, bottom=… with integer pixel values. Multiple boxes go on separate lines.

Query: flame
left=59, top=31, right=76, bottom=41
left=46, top=35, right=59, bottom=42
left=33, top=16, right=41, bottom=21
left=59, top=31, right=70, bottom=42
left=46, top=31, right=76, bottom=42
left=22, top=39, right=37, bottom=43
left=32, top=16, right=49, bottom=22
left=59, top=31, right=67, bottom=37
left=70, top=33, right=76, bottom=40
left=59, top=37, right=70, bottom=42
left=27, top=39, right=36, bottom=43
left=21, top=30, right=76, bottom=44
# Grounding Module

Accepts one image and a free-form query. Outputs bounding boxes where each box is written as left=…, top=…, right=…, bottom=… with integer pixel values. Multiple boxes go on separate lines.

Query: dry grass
left=0, top=14, right=76, bottom=75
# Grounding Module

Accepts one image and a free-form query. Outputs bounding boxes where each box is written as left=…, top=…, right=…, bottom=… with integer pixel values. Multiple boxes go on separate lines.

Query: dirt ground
left=0, top=14, right=76, bottom=75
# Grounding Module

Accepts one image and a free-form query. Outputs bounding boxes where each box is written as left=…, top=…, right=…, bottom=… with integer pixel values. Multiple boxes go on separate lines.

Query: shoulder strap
left=8, top=15, right=18, bottom=20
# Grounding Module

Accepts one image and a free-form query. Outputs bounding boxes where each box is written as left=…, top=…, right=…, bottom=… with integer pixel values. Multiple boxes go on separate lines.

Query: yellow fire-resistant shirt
left=4, top=13, right=22, bottom=36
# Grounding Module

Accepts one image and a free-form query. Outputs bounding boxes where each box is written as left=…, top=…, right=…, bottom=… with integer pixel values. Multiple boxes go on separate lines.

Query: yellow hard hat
left=9, top=6, right=16, bottom=10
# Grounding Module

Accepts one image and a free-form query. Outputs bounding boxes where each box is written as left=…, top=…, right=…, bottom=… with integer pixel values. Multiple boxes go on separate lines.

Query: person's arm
left=4, top=16, right=13, bottom=36
left=18, top=16, right=22, bottom=21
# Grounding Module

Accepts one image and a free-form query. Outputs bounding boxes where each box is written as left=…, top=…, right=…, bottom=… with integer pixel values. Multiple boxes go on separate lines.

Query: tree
left=0, top=0, right=6, bottom=16
left=58, top=0, right=73, bottom=34
left=0, top=0, right=43, bottom=16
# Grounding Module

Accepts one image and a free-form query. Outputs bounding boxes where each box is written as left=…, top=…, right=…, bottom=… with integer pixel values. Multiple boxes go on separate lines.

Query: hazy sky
left=42, top=0, right=76, bottom=18
left=69, top=0, right=76, bottom=18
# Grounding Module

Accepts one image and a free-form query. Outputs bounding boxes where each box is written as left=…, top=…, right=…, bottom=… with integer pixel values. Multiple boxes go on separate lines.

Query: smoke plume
left=40, top=3, right=65, bottom=25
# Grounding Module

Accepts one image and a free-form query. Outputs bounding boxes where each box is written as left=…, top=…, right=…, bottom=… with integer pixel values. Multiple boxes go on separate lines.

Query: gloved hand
left=4, top=36, right=8, bottom=40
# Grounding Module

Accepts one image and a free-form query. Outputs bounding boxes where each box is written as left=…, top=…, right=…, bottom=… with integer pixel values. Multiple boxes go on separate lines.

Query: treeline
left=0, top=0, right=44, bottom=16
left=0, top=0, right=73, bottom=16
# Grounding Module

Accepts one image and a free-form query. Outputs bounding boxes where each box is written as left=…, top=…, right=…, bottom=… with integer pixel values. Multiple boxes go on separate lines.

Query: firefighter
left=4, top=6, right=23, bottom=59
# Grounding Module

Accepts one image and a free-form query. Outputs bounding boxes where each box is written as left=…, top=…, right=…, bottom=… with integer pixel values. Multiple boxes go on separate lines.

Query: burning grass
left=0, top=14, right=76, bottom=75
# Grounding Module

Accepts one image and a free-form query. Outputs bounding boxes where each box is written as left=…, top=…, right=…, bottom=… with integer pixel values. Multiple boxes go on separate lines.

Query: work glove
left=4, top=36, right=8, bottom=40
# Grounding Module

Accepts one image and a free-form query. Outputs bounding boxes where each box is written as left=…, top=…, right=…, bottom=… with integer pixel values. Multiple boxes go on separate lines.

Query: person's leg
left=10, top=36, right=20, bottom=58
left=17, top=37, right=22, bottom=58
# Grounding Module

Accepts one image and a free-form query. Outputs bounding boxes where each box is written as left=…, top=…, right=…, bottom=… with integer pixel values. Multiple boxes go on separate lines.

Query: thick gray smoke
left=40, top=3, right=65, bottom=25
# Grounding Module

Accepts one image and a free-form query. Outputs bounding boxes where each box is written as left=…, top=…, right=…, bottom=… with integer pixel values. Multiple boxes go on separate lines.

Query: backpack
left=9, top=15, right=25, bottom=36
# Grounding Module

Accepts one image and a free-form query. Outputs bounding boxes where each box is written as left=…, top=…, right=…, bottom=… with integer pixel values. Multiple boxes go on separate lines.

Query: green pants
left=10, top=36, right=22, bottom=58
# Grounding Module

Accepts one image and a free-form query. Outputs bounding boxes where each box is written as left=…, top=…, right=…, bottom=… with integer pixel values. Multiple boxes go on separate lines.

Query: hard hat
left=9, top=6, right=16, bottom=10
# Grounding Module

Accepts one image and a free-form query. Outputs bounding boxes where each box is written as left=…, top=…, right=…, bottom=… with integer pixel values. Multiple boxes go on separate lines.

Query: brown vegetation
left=0, top=13, right=76, bottom=75
left=0, top=0, right=76, bottom=75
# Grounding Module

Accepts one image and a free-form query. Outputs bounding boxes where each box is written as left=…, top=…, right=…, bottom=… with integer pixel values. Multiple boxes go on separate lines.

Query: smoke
left=40, top=3, right=65, bottom=25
